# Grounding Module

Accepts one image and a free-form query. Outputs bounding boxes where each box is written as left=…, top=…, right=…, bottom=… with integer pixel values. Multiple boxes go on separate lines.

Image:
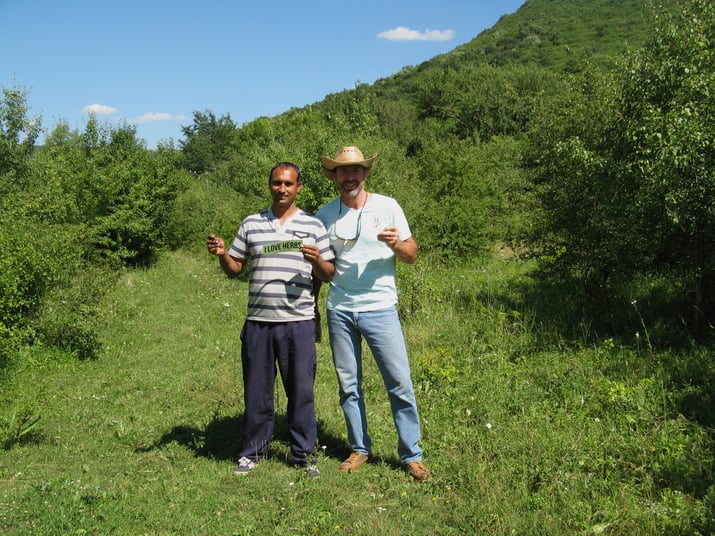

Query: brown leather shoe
left=405, top=461, right=432, bottom=481
left=339, top=452, right=369, bottom=472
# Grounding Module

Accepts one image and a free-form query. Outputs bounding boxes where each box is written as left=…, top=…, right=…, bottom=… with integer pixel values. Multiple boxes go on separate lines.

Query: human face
left=270, top=166, right=302, bottom=211
left=333, top=165, right=367, bottom=204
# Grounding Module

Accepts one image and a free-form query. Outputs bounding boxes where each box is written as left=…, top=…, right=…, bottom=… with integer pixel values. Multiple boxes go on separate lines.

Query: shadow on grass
left=134, top=415, right=242, bottom=461
left=136, top=414, right=346, bottom=464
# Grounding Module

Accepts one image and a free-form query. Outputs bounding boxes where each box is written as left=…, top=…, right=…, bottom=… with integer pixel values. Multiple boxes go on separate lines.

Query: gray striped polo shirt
left=229, top=208, right=334, bottom=322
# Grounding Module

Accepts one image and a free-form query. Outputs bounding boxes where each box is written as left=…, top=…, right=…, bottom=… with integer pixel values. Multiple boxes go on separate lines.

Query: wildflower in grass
left=486, top=422, right=492, bottom=429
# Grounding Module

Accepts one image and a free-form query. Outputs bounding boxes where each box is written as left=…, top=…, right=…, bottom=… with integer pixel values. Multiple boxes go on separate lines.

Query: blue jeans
left=326, top=306, right=423, bottom=463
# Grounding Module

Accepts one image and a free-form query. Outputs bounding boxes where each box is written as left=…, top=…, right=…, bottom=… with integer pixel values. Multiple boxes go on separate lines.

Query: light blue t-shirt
left=317, top=193, right=411, bottom=312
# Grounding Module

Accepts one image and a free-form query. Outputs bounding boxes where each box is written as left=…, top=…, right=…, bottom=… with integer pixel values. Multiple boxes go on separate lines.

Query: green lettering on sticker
left=262, top=240, right=303, bottom=255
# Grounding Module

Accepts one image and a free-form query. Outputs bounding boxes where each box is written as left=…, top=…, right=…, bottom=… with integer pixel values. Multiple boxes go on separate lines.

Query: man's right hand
left=207, top=234, right=226, bottom=256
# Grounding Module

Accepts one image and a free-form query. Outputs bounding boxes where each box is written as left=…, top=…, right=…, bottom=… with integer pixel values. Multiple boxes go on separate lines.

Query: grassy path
left=1, top=250, right=712, bottom=534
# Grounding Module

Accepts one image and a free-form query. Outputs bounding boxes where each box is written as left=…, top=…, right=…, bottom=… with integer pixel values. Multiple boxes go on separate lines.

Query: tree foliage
left=0, top=97, right=191, bottom=364
left=0, top=85, right=41, bottom=193
left=618, top=0, right=715, bottom=333
left=179, top=110, right=238, bottom=174
left=410, top=64, right=558, bottom=141
left=525, top=0, right=715, bottom=340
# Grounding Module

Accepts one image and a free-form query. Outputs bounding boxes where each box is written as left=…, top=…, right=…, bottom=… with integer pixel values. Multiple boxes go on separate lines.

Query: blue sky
left=1, top=0, right=525, bottom=149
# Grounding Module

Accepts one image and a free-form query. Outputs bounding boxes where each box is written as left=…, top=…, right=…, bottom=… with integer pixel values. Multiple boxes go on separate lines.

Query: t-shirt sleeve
left=229, top=221, right=249, bottom=260
left=316, top=222, right=335, bottom=262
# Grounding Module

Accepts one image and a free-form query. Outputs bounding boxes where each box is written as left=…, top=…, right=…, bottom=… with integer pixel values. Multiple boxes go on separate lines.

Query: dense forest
left=1, top=0, right=712, bottom=362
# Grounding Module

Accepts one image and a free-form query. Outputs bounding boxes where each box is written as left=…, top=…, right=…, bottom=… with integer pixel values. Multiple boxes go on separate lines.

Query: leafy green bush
left=37, top=119, right=191, bottom=267
left=0, top=209, right=84, bottom=363
left=408, top=136, right=526, bottom=258
left=164, top=174, right=244, bottom=251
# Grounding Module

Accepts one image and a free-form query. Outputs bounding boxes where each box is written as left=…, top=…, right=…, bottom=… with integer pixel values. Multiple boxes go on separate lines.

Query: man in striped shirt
left=207, top=162, right=334, bottom=477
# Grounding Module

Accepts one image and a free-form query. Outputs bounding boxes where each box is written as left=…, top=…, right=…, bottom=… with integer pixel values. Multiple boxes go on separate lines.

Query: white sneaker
left=304, top=461, right=320, bottom=478
left=233, top=456, right=257, bottom=475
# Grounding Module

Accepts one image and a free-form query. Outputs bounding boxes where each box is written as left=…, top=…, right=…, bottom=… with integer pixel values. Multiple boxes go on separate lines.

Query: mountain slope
left=374, top=0, right=675, bottom=93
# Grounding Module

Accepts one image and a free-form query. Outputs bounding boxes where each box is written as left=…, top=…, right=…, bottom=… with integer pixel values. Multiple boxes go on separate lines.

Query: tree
left=525, top=0, right=715, bottom=340
left=0, top=85, right=42, bottom=193
left=616, top=0, right=715, bottom=336
left=179, top=110, right=237, bottom=174
left=411, top=64, right=559, bottom=141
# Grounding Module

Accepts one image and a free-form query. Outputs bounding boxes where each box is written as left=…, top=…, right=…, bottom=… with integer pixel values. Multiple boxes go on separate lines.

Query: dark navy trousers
left=238, top=319, right=317, bottom=464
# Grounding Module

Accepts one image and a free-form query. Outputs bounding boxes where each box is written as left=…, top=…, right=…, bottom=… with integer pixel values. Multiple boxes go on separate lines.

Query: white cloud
left=133, top=112, right=188, bottom=124
left=377, top=27, right=455, bottom=41
left=82, top=103, right=117, bottom=115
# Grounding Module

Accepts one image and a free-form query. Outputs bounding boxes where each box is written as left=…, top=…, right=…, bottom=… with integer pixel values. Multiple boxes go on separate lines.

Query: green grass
left=1, top=250, right=714, bottom=534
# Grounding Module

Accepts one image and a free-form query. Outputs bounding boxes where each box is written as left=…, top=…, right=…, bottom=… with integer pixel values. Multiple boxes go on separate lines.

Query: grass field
left=1, top=250, right=713, bottom=534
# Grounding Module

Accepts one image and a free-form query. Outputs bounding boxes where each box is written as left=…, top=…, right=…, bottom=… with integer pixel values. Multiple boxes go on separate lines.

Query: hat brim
left=321, top=153, right=377, bottom=179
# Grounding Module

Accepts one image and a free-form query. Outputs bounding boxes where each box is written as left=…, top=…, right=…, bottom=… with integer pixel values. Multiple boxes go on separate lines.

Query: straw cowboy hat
left=321, top=146, right=378, bottom=178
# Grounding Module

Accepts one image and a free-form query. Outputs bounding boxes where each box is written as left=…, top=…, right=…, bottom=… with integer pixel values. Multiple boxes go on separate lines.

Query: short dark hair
left=269, top=162, right=302, bottom=184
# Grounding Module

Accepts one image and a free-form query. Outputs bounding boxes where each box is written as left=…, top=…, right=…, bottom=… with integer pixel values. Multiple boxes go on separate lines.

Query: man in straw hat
left=316, top=146, right=431, bottom=481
